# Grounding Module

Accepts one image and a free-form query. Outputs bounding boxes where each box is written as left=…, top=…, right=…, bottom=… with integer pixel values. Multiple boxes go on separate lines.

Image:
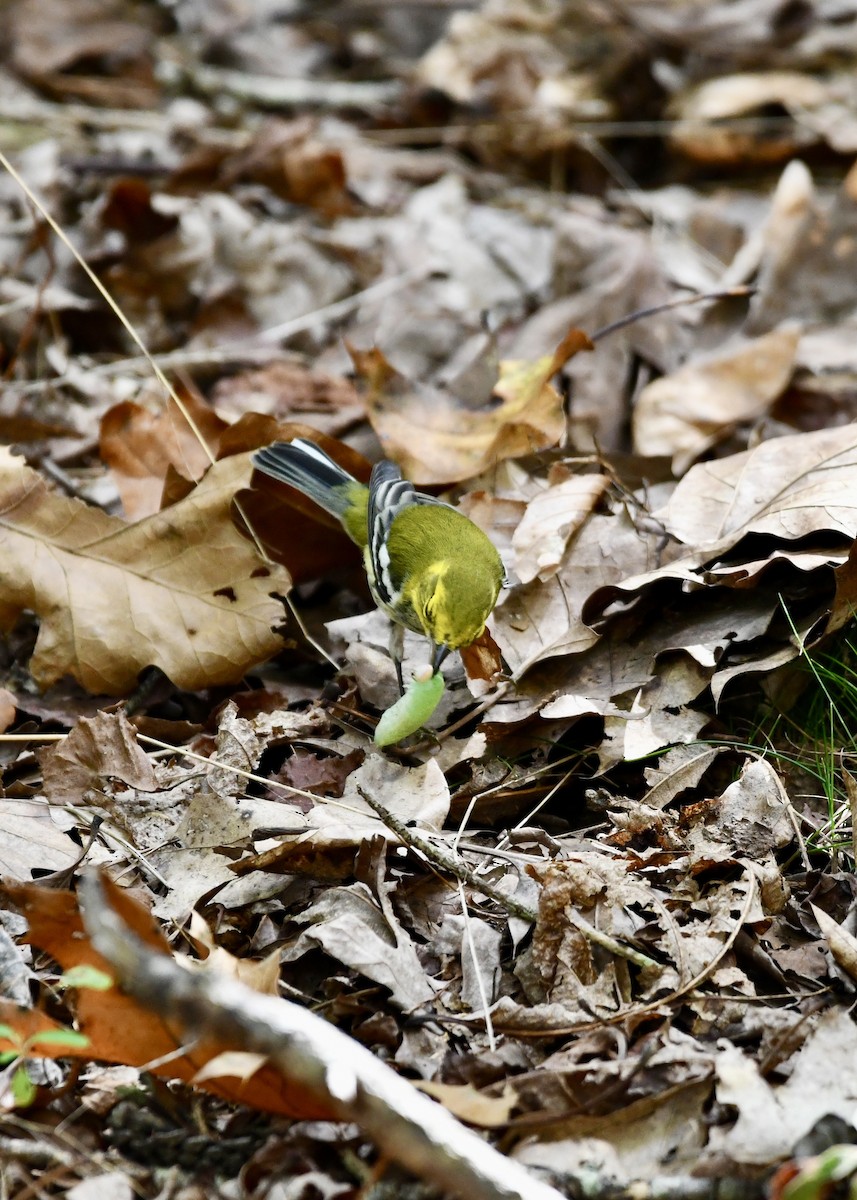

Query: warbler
left=252, top=438, right=504, bottom=682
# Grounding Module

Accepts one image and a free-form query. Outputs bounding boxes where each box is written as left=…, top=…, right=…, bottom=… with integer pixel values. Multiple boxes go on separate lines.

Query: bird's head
left=414, top=558, right=502, bottom=670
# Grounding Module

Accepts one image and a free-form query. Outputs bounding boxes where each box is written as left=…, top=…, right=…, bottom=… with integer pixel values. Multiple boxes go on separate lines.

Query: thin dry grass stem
left=427, top=681, right=512, bottom=746
left=0, top=151, right=216, bottom=471
left=457, top=880, right=497, bottom=1052
left=62, top=803, right=171, bottom=889
left=367, top=113, right=801, bottom=145
left=357, top=783, right=539, bottom=924
left=495, top=763, right=578, bottom=850
left=591, top=286, right=756, bottom=344
left=281, top=596, right=340, bottom=670
left=449, top=783, right=499, bottom=1049
left=16, top=271, right=424, bottom=394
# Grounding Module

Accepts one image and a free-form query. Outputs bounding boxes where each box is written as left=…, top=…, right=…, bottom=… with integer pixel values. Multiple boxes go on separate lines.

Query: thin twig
left=357, top=783, right=538, bottom=923
left=458, top=881, right=497, bottom=1052
left=184, top=64, right=401, bottom=111
left=591, top=286, right=756, bottom=343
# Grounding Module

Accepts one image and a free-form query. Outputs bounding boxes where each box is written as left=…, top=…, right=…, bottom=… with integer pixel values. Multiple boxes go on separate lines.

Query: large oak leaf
left=0, top=448, right=290, bottom=694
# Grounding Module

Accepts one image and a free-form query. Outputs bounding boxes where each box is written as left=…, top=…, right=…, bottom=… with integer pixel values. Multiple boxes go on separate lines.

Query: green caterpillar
left=374, top=666, right=445, bottom=746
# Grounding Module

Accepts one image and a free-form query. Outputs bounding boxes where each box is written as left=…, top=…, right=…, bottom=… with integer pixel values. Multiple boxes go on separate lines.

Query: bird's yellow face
left=415, top=559, right=500, bottom=652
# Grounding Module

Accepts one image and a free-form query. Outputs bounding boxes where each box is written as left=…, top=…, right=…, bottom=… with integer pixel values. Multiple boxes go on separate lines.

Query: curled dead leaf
left=349, top=328, right=593, bottom=484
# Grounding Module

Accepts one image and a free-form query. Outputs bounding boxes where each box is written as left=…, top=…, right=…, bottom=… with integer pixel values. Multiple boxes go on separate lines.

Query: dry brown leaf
left=513, top=1081, right=710, bottom=1182
left=512, top=470, right=609, bottom=585
left=712, top=759, right=794, bottom=858
left=39, top=711, right=157, bottom=805
left=282, top=877, right=438, bottom=1011
left=210, top=359, right=364, bottom=434
left=495, top=504, right=661, bottom=678
left=659, top=424, right=857, bottom=553
left=522, top=855, right=667, bottom=1021
left=239, top=426, right=368, bottom=585
left=216, top=118, right=355, bottom=219
left=239, top=754, right=451, bottom=878
left=350, top=329, right=592, bottom=485
left=277, top=747, right=363, bottom=799
left=830, top=539, right=857, bottom=634
left=811, top=904, right=857, bottom=984
left=633, top=328, right=799, bottom=470
left=417, top=1082, right=517, bottom=1129
left=0, top=447, right=290, bottom=694
left=189, top=912, right=281, bottom=995
left=611, top=656, right=710, bottom=764
left=0, top=687, right=16, bottom=732
left=100, top=390, right=227, bottom=520
left=414, top=6, right=620, bottom=162
left=668, top=72, right=828, bottom=163
left=9, top=0, right=157, bottom=106
left=702, top=1009, right=857, bottom=1168
left=0, top=799, right=81, bottom=880
left=460, top=627, right=505, bottom=688
left=494, top=572, right=599, bottom=680
left=642, top=745, right=722, bottom=810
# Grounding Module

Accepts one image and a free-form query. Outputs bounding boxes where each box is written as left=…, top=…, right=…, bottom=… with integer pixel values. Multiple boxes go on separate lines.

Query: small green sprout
left=0, top=1024, right=90, bottom=1109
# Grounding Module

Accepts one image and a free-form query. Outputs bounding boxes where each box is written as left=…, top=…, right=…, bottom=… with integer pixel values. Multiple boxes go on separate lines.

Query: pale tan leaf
left=283, top=878, right=438, bottom=1010
left=512, top=471, right=609, bottom=584
left=612, top=657, right=710, bottom=764
left=643, top=746, right=723, bottom=810
left=193, top=1051, right=267, bottom=1085
left=99, top=390, right=226, bottom=520
left=189, top=912, right=282, bottom=995
left=0, top=799, right=81, bottom=879
left=351, top=328, right=591, bottom=485
left=668, top=72, right=828, bottom=163
left=0, top=448, right=290, bottom=694
left=811, top=904, right=857, bottom=984
left=417, top=1082, right=517, bottom=1129
left=659, top=424, right=857, bottom=552
left=633, top=327, right=799, bottom=469
left=40, top=711, right=157, bottom=805
left=713, top=759, right=794, bottom=857
left=0, top=687, right=16, bottom=733
left=514, top=1081, right=710, bottom=1182
left=495, top=504, right=666, bottom=677
left=703, top=1010, right=857, bottom=1167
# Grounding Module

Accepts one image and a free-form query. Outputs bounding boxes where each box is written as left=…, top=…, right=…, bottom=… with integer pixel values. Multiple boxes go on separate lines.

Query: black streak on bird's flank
left=251, top=566, right=271, bottom=579
left=214, top=586, right=238, bottom=602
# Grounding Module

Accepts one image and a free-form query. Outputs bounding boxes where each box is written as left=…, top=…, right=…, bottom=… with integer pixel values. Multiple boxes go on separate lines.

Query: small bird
left=252, top=439, right=504, bottom=685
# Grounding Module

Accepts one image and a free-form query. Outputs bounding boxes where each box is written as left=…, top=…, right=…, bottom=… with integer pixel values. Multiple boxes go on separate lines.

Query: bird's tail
left=252, top=438, right=356, bottom=521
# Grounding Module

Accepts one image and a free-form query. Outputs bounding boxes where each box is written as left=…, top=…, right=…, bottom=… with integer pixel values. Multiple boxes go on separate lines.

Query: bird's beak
left=431, top=643, right=450, bottom=674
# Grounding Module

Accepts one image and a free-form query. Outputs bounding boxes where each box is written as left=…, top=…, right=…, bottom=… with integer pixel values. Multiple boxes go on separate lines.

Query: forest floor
left=3, top=2, right=857, bottom=1198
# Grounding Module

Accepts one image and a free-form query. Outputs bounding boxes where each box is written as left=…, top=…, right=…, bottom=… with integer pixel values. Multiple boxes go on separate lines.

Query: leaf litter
left=3, top=1, right=857, bottom=1197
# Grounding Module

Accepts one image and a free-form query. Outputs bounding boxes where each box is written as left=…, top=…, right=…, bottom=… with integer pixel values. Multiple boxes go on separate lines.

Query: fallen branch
left=79, top=870, right=565, bottom=1200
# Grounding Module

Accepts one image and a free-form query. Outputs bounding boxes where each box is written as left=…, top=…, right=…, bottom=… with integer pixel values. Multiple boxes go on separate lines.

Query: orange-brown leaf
left=100, top=386, right=227, bottom=520
left=0, top=880, right=334, bottom=1119
left=349, top=329, right=593, bottom=484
